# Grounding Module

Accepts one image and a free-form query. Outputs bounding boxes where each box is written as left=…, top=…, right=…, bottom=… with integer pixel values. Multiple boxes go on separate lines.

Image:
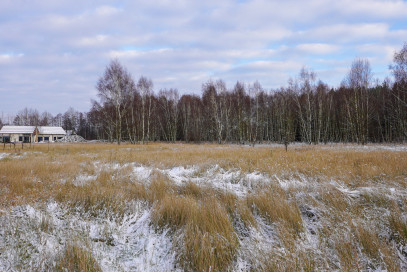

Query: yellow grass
left=153, top=194, right=239, bottom=271
left=55, top=242, right=101, bottom=272
left=1, top=142, right=407, bottom=271
left=247, top=184, right=303, bottom=236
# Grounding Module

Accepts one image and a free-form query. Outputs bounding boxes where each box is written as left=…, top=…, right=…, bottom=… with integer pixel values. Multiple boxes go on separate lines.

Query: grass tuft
left=153, top=194, right=238, bottom=271
left=247, top=185, right=303, bottom=236
left=55, top=243, right=101, bottom=272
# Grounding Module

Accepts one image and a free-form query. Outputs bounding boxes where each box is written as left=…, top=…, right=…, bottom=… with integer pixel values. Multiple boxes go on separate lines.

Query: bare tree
left=248, top=81, right=263, bottom=146
left=232, top=82, right=246, bottom=144
left=40, top=112, right=53, bottom=126
left=13, top=108, right=40, bottom=126
left=273, top=89, right=296, bottom=149
left=138, top=76, right=154, bottom=144
left=96, top=59, right=135, bottom=145
left=342, top=58, right=372, bottom=144
left=390, top=42, right=407, bottom=88
left=63, top=107, right=79, bottom=132
left=179, top=95, right=202, bottom=142
left=158, top=89, right=179, bottom=142
left=389, top=43, right=407, bottom=139
left=202, top=80, right=229, bottom=143
left=292, top=68, right=317, bottom=144
left=125, top=83, right=141, bottom=144
left=72, top=42, right=407, bottom=144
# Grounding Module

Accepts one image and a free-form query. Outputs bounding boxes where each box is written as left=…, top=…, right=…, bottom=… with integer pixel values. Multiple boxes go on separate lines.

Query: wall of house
left=0, top=133, right=65, bottom=143
left=37, top=135, right=64, bottom=142
left=0, top=134, right=33, bottom=143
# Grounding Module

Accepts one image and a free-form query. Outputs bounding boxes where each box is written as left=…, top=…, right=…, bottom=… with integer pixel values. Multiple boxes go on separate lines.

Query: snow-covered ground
left=0, top=153, right=7, bottom=160
left=1, top=144, right=407, bottom=271
left=0, top=201, right=179, bottom=271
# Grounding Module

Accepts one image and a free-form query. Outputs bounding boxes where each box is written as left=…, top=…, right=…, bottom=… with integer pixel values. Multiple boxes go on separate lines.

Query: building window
left=44, top=137, right=49, bottom=141
left=19, top=136, right=23, bottom=142
left=38, top=137, right=43, bottom=142
left=3, top=136, right=10, bottom=143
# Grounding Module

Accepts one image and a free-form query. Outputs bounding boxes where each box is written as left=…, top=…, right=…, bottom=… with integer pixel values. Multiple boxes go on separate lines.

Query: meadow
left=0, top=142, right=406, bottom=271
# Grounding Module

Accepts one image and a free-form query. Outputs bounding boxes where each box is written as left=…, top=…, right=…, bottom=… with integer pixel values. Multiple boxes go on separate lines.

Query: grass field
left=0, top=143, right=407, bottom=271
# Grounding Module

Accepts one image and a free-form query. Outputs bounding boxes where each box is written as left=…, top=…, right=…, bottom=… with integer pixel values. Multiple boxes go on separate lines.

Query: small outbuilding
left=0, top=126, right=66, bottom=143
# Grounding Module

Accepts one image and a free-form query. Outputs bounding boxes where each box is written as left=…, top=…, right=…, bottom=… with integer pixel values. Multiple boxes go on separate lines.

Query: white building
left=0, top=126, right=66, bottom=143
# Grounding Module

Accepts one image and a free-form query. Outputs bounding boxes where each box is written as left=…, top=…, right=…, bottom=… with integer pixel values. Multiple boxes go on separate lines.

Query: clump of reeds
left=247, top=184, right=303, bottom=236
left=153, top=194, right=239, bottom=271
left=55, top=242, right=101, bottom=272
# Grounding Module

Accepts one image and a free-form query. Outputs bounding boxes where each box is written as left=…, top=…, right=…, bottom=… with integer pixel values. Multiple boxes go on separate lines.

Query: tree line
left=2, top=43, right=407, bottom=145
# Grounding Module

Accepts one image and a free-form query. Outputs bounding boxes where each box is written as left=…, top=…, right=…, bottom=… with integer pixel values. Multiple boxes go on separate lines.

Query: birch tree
left=158, top=89, right=179, bottom=142
left=292, top=68, right=317, bottom=144
left=343, top=58, right=372, bottom=144
left=390, top=43, right=407, bottom=138
left=96, top=59, right=135, bottom=145
left=137, top=76, right=154, bottom=144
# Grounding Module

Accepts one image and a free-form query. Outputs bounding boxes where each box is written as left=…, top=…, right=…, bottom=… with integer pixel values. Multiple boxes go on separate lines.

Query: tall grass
left=55, top=242, right=101, bottom=272
left=247, top=184, right=303, bottom=236
left=1, top=142, right=407, bottom=271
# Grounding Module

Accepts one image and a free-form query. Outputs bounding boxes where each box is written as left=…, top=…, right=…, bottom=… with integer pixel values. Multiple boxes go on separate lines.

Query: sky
left=1, top=0, right=407, bottom=118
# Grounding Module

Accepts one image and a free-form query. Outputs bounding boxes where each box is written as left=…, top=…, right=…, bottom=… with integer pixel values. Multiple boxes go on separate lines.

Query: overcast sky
left=1, top=0, right=407, bottom=117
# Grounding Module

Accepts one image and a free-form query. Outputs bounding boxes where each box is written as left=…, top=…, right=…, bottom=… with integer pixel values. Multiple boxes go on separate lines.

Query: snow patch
left=73, top=174, right=97, bottom=186
left=0, top=202, right=179, bottom=271
left=160, top=164, right=269, bottom=197
left=132, top=165, right=153, bottom=182
left=161, top=166, right=199, bottom=185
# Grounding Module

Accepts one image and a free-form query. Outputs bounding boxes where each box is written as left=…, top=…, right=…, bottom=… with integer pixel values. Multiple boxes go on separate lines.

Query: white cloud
left=356, top=44, right=397, bottom=62
left=0, top=0, right=406, bottom=115
left=335, top=0, right=407, bottom=19
left=94, top=5, right=121, bottom=16
left=296, top=43, right=339, bottom=55
left=76, top=34, right=109, bottom=47
left=299, top=23, right=390, bottom=43
left=0, top=53, right=24, bottom=63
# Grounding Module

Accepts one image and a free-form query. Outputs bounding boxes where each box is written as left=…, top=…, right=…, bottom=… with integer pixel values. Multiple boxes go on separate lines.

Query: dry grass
left=354, top=224, right=400, bottom=271
left=335, top=233, right=361, bottom=272
left=389, top=204, right=407, bottom=243
left=153, top=194, right=239, bottom=271
left=355, top=224, right=381, bottom=261
left=1, top=142, right=407, bottom=271
left=264, top=251, right=317, bottom=272
left=55, top=242, right=101, bottom=272
left=150, top=179, right=256, bottom=271
left=247, top=184, right=303, bottom=236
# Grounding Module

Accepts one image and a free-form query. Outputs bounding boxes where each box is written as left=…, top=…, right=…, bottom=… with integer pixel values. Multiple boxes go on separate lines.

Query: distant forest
left=2, top=43, right=407, bottom=145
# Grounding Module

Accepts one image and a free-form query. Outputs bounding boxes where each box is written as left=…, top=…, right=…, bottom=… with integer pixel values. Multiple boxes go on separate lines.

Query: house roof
left=0, top=126, right=36, bottom=134
left=0, top=126, right=66, bottom=135
left=39, top=126, right=66, bottom=135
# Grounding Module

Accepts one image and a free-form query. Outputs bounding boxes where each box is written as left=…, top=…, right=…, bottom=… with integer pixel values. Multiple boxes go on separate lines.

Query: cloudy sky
left=1, top=0, right=407, bottom=117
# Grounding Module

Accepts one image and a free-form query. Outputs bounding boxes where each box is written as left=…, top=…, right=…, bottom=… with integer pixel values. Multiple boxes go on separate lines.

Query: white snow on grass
left=234, top=216, right=280, bottom=271
left=2, top=156, right=407, bottom=271
left=0, top=152, right=28, bottom=160
left=320, top=143, right=407, bottom=152
left=91, top=161, right=269, bottom=197
left=157, top=164, right=269, bottom=197
left=91, top=206, right=178, bottom=272
left=132, top=165, right=153, bottom=182
left=160, top=165, right=199, bottom=185
left=0, top=201, right=179, bottom=272
left=0, top=153, right=8, bottom=160
left=72, top=174, right=98, bottom=186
